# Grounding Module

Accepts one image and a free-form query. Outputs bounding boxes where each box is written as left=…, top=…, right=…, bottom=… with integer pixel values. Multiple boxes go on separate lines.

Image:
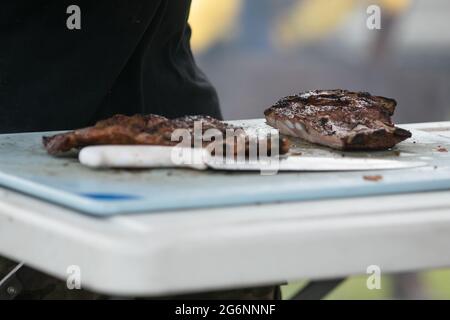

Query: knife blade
left=205, top=155, right=425, bottom=172
left=79, top=145, right=426, bottom=172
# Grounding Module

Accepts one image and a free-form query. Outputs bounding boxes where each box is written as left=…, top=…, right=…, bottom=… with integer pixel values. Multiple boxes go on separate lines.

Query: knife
left=78, top=145, right=425, bottom=172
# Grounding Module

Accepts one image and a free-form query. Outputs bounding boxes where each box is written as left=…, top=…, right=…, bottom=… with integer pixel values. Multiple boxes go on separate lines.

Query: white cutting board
left=0, top=120, right=448, bottom=216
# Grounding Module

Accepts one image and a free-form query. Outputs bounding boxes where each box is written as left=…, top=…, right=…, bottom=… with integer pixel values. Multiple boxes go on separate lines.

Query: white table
left=0, top=121, right=450, bottom=297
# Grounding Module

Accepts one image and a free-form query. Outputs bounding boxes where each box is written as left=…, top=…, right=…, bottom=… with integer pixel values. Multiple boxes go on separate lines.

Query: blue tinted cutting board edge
left=1, top=166, right=450, bottom=216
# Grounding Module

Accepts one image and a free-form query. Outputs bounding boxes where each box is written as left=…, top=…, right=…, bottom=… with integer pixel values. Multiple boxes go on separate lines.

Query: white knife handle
left=79, top=146, right=208, bottom=170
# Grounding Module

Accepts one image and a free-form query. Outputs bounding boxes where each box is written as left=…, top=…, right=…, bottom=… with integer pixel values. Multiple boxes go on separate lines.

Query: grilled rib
left=264, top=90, right=412, bottom=150
left=43, top=114, right=290, bottom=156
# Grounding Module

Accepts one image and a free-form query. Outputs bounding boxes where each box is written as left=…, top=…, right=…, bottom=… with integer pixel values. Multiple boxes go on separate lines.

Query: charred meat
left=43, top=114, right=290, bottom=156
left=264, top=90, right=412, bottom=150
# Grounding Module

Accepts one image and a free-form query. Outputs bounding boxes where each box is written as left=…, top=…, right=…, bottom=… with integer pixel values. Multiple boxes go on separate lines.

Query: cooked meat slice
left=43, top=114, right=168, bottom=154
left=43, top=114, right=290, bottom=156
left=264, top=89, right=412, bottom=150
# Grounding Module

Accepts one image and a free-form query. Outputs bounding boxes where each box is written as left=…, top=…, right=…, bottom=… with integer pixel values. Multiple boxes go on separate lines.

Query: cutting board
left=0, top=120, right=449, bottom=216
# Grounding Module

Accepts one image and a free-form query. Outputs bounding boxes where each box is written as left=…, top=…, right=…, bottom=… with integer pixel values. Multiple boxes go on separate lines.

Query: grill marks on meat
left=43, top=114, right=290, bottom=156
left=264, top=90, right=412, bottom=150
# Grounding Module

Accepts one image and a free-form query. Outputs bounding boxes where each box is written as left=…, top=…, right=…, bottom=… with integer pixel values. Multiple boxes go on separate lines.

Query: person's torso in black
left=0, top=0, right=221, bottom=133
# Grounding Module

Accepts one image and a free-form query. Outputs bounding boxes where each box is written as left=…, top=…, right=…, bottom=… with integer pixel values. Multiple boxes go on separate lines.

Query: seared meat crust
left=43, top=114, right=290, bottom=155
left=264, top=89, right=412, bottom=150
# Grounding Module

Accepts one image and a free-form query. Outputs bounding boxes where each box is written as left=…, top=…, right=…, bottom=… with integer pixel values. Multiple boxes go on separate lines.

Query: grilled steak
left=43, top=114, right=290, bottom=156
left=264, top=89, right=412, bottom=150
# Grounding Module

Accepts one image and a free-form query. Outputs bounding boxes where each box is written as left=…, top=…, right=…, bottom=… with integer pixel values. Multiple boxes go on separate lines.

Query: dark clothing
left=0, top=0, right=221, bottom=133
left=0, top=1, right=279, bottom=300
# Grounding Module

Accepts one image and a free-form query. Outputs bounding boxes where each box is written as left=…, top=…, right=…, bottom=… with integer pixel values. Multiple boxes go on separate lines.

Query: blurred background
left=189, top=0, right=450, bottom=124
left=189, top=0, right=450, bottom=299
